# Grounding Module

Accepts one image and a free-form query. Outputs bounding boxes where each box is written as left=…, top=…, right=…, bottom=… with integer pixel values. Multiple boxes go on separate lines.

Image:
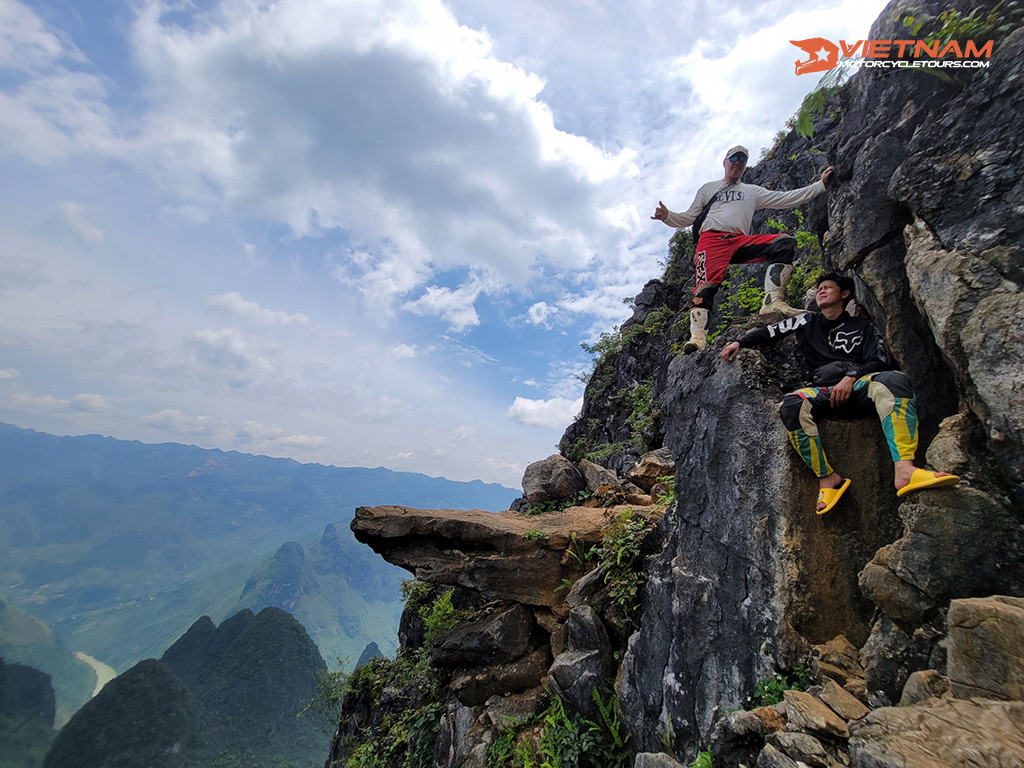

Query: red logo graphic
left=790, top=38, right=840, bottom=75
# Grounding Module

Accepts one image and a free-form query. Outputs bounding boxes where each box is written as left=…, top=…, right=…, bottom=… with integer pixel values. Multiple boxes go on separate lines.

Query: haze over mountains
left=0, top=422, right=518, bottom=719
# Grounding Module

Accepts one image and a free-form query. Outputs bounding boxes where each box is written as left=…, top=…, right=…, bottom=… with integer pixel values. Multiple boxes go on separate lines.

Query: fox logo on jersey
left=831, top=329, right=863, bottom=353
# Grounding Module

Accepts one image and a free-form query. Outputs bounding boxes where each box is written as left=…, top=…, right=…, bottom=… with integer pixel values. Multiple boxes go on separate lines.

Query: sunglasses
left=728, top=154, right=748, bottom=163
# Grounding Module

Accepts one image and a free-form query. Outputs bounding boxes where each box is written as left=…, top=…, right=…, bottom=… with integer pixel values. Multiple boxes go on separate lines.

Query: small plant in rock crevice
left=592, top=509, right=653, bottom=629
left=706, top=271, right=764, bottom=344
left=751, top=664, right=815, bottom=707
left=484, top=687, right=631, bottom=768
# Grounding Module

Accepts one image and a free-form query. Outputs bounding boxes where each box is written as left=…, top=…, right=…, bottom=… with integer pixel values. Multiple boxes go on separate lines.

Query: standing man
left=652, top=145, right=834, bottom=353
left=719, top=273, right=959, bottom=514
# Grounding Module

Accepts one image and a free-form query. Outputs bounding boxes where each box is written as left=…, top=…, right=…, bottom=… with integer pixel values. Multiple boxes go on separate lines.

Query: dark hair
left=816, top=272, right=856, bottom=305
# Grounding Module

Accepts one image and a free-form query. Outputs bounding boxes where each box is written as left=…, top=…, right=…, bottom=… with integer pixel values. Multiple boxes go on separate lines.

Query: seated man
left=719, top=273, right=959, bottom=514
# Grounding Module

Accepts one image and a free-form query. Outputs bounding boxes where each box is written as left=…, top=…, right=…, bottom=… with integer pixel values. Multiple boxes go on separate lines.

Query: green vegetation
left=419, top=589, right=471, bottom=646
left=793, top=85, right=841, bottom=140
left=706, top=271, right=764, bottom=344
left=902, top=2, right=1022, bottom=44
left=324, top=584, right=479, bottom=768
left=591, top=510, right=652, bottom=629
left=523, top=529, right=548, bottom=542
left=687, top=751, right=713, bottom=768
left=485, top=688, right=631, bottom=768
left=525, top=489, right=593, bottom=515
left=752, top=664, right=814, bottom=707
left=654, top=475, right=676, bottom=507
left=767, top=209, right=824, bottom=307
left=581, top=327, right=643, bottom=370
left=337, top=653, right=445, bottom=768
left=0, top=660, right=57, bottom=768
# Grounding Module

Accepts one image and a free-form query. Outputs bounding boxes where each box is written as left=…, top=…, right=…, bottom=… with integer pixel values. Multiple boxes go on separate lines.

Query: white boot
left=683, top=307, right=708, bottom=354
left=759, top=263, right=805, bottom=317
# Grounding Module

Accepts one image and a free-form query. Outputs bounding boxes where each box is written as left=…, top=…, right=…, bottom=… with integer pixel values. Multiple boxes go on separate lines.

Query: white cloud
left=143, top=409, right=225, bottom=435
left=208, top=292, right=310, bottom=325
left=0, top=368, right=19, bottom=380
left=185, top=328, right=276, bottom=385
left=276, top=433, right=329, bottom=449
left=58, top=202, right=105, bottom=245
left=0, top=0, right=892, bottom=486
left=404, top=279, right=484, bottom=332
left=391, top=343, right=418, bottom=359
left=507, top=395, right=582, bottom=429
left=11, top=392, right=111, bottom=415
left=526, top=301, right=558, bottom=327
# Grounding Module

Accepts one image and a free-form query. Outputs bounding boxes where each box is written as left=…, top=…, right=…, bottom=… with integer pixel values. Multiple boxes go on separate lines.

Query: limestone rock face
left=848, top=698, right=1024, bottom=768
left=430, top=605, right=533, bottom=668
left=859, top=488, right=1024, bottom=630
left=946, top=596, right=1024, bottom=701
left=618, top=343, right=902, bottom=751
left=547, top=604, right=613, bottom=716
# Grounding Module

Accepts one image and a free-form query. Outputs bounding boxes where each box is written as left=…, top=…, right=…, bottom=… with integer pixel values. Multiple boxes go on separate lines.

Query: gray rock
left=547, top=604, right=613, bottom=716
left=522, top=455, right=587, bottom=506
left=618, top=346, right=900, bottom=753
left=860, top=615, right=945, bottom=707
left=634, top=753, right=687, bottom=768
left=449, top=647, right=551, bottom=707
left=946, top=595, right=1024, bottom=701
left=849, top=698, right=1024, bottom=768
left=578, top=459, right=625, bottom=493
left=756, top=744, right=800, bottom=768
left=767, top=731, right=830, bottom=768
left=430, top=604, right=533, bottom=668
left=859, top=488, right=1024, bottom=631
left=898, top=670, right=949, bottom=707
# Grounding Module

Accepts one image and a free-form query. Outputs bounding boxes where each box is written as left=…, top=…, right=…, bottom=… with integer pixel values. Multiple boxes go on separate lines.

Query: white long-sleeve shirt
left=664, top=179, right=826, bottom=235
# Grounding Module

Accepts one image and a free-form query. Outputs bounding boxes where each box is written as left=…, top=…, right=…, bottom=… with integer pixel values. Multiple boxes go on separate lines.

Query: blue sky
left=0, top=0, right=887, bottom=486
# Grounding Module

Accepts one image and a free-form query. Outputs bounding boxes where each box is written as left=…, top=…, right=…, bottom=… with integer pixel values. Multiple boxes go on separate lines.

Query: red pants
left=693, top=230, right=790, bottom=296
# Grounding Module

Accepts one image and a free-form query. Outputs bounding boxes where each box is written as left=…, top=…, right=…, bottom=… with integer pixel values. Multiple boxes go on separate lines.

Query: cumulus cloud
left=185, top=328, right=276, bottom=385
left=208, top=292, right=310, bottom=325
left=112, top=0, right=636, bottom=318
left=404, top=278, right=485, bottom=332
left=11, top=391, right=111, bottom=414
left=391, top=343, right=418, bottom=359
left=143, top=409, right=225, bottom=435
left=526, top=301, right=558, bottom=328
left=507, top=395, right=582, bottom=429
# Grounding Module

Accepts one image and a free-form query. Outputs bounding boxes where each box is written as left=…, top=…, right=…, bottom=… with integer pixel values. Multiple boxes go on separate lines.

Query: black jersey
left=737, top=311, right=891, bottom=386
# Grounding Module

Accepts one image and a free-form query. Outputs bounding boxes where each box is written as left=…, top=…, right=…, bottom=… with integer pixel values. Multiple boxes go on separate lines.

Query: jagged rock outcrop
left=351, top=504, right=615, bottom=608
left=328, top=2, right=1024, bottom=766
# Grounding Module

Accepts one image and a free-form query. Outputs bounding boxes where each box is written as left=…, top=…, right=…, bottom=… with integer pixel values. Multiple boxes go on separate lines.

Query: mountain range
left=0, top=422, right=518, bottom=719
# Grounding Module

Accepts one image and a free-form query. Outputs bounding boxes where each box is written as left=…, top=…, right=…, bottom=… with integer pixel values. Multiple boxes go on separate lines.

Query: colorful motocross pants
left=778, top=370, right=918, bottom=478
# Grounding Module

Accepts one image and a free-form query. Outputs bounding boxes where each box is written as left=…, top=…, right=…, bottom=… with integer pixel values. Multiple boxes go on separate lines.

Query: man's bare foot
left=894, top=461, right=956, bottom=493
left=894, top=462, right=961, bottom=497
left=817, top=472, right=846, bottom=513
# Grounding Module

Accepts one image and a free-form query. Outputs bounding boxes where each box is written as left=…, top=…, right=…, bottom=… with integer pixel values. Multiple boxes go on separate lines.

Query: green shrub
left=752, top=664, right=814, bottom=707
left=593, top=509, right=653, bottom=629
left=485, top=688, right=631, bottom=768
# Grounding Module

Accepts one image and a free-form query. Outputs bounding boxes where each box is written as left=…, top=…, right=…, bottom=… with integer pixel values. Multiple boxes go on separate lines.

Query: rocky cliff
left=326, top=1, right=1024, bottom=766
